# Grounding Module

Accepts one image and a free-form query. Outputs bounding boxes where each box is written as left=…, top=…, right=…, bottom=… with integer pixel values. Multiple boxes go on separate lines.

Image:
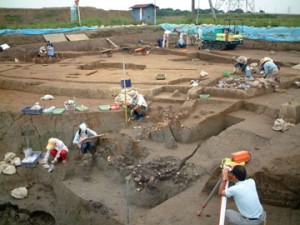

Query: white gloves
left=43, top=164, right=51, bottom=169
left=260, top=71, right=264, bottom=75
left=51, top=158, right=58, bottom=165
left=43, top=164, right=55, bottom=172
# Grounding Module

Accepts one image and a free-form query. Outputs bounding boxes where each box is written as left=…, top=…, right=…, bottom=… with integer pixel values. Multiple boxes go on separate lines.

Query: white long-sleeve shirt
left=45, top=138, right=68, bottom=160
left=73, top=128, right=97, bottom=145
left=132, top=94, right=147, bottom=108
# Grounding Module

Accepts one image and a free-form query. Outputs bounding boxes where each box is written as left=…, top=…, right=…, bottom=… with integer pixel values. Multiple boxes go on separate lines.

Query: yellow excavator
left=201, top=19, right=243, bottom=50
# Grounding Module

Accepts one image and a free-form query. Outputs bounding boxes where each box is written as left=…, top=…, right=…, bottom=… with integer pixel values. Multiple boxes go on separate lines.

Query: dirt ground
left=0, top=24, right=300, bottom=225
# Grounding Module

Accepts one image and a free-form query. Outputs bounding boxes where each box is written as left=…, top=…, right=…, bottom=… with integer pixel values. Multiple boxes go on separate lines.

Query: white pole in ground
left=123, top=57, right=128, bottom=125
left=125, top=174, right=131, bottom=225
left=218, top=180, right=229, bottom=225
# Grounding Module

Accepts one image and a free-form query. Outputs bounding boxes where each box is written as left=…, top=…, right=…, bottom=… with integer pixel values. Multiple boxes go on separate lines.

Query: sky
left=0, top=0, right=299, bottom=14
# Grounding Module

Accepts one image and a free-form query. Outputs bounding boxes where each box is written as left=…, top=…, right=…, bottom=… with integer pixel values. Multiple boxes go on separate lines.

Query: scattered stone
left=11, top=187, right=28, bottom=199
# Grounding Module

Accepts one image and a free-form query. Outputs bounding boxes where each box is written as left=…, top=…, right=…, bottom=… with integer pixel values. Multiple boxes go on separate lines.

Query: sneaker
left=62, top=160, right=67, bottom=163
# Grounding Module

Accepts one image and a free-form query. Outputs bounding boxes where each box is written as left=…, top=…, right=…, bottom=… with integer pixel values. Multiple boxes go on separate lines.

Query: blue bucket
left=121, top=79, right=131, bottom=88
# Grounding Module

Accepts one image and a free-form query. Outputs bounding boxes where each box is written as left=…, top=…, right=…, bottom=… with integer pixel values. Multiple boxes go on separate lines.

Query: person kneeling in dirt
left=176, top=37, right=187, bottom=48
left=42, top=138, right=68, bottom=172
left=233, top=56, right=248, bottom=74
left=219, top=165, right=266, bottom=225
left=73, top=123, right=98, bottom=156
left=126, top=91, right=148, bottom=121
left=38, top=46, right=47, bottom=57
left=259, top=57, right=280, bottom=87
left=47, top=41, right=55, bottom=58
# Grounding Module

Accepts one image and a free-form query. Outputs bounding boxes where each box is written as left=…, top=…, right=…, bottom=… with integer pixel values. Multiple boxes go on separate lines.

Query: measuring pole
left=218, top=180, right=229, bottom=225
left=123, top=57, right=128, bottom=125
left=125, top=174, right=131, bottom=225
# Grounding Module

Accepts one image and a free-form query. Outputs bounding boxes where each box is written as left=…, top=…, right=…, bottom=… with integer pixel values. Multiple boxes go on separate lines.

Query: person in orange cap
left=44, top=138, right=68, bottom=164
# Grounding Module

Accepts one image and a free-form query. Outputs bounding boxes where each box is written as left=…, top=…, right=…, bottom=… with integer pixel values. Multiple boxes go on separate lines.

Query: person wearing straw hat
left=233, top=56, right=248, bottom=74
left=126, top=91, right=147, bottom=121
left=44, top=138, right=68, bottom=164
left=73, top=122, right=98, bottom=156
left=259, top=57, right=280, bottom=86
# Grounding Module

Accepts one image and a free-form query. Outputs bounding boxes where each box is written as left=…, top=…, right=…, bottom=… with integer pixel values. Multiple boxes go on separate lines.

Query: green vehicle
left=201, top=19, right=243, bottom=50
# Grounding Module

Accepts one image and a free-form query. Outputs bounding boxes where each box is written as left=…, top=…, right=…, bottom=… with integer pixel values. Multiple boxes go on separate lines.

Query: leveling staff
left=219, top=165, right=267, bottom=225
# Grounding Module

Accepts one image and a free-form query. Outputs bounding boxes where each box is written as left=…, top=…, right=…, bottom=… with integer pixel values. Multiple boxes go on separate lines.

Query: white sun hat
left=79, top=123, right=87, bottom=130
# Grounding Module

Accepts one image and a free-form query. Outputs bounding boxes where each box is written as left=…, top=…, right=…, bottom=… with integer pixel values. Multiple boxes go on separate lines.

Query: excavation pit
left=0, top=26, right=300, bottom=225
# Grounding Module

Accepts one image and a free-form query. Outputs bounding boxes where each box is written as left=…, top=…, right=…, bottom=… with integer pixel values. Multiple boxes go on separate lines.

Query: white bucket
left=23, top=148, right=33, bottom=158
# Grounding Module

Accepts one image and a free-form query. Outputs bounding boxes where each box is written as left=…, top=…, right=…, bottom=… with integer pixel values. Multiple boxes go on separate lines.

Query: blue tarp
left=1, top=24, right=299, bottom=42
left=0, top=26, right=97, bottom=35
left=160, top=23, right=300, bottom=43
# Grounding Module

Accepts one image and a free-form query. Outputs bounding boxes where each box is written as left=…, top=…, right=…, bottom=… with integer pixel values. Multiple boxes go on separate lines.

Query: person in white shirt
left=197, top=25, right=203, bottom=49
left=44, top=138, right=68, bottom=164
left=162, top=30, right=172, bottom=48
left=219, top=165, right=266, bottom=225
left=73, top=123, right=98, bottom=155
left=127, top=91, right=148, bottom=121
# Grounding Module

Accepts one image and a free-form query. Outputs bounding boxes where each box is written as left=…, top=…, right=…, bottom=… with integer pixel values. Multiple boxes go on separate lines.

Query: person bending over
left=127, top=91, right=148, bottom=121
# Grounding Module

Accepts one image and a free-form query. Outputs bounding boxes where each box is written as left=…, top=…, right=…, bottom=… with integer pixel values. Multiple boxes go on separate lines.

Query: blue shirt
left=263, top=61, right=278, bottom=75
left=225, top=179, right=263, bottom=218
left=47, top=45, right=55, bottom=57
left=177, top=38, right=186, bottom=47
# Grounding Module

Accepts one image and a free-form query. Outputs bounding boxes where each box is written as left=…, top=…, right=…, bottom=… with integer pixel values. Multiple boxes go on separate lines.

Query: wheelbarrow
left=132, top=47, right=147, bottom=55
left=100, top=48, right=113, bottom=57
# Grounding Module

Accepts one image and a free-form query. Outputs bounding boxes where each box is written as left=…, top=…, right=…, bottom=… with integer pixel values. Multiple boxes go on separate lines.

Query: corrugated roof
left=130, top=4, right=156, bottom=9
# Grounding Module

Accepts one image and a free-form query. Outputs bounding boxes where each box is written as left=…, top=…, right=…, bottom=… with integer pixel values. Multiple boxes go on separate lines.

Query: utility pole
left=75, top=0, right=81, bottom=26
left=208, top=0, right=217, bottom=21
left=192, top=0, right=195, bottom=20
left=154, top=0, right=156, bottom=25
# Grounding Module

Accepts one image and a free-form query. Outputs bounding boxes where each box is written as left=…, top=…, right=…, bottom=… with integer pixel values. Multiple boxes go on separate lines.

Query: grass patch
left=2, top=11, right=300, bottom=29
left=158, top=13, right=300, bottom=27
left=4, top=14, right=23, bottom=23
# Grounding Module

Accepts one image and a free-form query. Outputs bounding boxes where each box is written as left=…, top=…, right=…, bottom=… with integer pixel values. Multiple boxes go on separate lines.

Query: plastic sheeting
left=1, top=24, right=299, bottom=43
left=0, top=26, right=97, bottom=35
left=160, top=23, right=300, bottom=43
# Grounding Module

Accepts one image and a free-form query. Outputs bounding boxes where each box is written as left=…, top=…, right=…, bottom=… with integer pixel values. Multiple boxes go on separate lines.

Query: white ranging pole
left=218, top=180, right=229, bottom=225
left=123, top=57, right=128, bottom=125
